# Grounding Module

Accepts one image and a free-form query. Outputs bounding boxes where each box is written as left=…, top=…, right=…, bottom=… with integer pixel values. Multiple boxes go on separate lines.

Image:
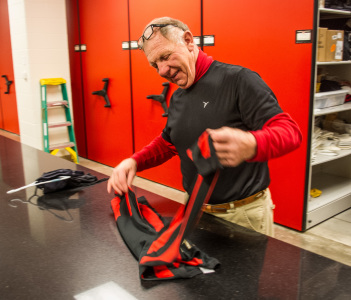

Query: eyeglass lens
left=143, top=25, right=154, bottom=40
left=138, top=25, right=154, bottom=49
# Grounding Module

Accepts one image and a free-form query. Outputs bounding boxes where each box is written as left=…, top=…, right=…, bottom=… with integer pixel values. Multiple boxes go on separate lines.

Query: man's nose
left=157, top=62, right=169, bottom=77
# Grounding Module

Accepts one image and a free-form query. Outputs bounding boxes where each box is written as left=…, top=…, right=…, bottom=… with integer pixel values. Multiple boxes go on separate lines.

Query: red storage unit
left=66, top=0, right=134, bottom=167
left=0, top=0, right=20, bottom=135
left=202, top=0, right=314, bottom=230
left=66, top=0, right=317, bottom=230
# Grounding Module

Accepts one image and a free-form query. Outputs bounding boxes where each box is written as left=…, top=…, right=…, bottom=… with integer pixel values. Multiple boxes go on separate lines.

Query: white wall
left=7, top=0, right=72, bottom=150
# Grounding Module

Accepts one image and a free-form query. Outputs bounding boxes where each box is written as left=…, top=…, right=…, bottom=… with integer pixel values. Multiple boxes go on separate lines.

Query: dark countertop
left=1, top=135, right=351, bottom=300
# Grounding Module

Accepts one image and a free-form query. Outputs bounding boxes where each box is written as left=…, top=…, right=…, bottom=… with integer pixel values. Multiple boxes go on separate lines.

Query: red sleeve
left=131, top=134, right=178, bottom=172
left=248, top=112, right=302, bottom=162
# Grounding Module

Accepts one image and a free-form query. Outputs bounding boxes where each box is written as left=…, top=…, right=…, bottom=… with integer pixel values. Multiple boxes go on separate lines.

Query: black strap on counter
left=36, top=169, right=108, bottom=194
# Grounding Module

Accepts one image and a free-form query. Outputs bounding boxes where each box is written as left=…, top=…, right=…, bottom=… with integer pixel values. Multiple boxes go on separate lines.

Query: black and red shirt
left=132, top=50, right=302, bottom=203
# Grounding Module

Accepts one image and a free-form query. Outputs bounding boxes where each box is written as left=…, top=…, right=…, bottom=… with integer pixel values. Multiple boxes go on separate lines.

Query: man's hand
left=207, top=127, right=257, bottom=167
left=107, top=158, right=137, bottom=195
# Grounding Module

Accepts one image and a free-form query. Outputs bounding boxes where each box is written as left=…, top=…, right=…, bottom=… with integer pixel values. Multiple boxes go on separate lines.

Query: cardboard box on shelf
left=317, top=27, right=328, bottom=62
left=326, top=30, right=344, bottom=61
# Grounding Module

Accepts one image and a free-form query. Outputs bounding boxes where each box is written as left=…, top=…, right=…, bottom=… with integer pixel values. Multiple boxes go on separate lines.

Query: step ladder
left=40, top=78, right=78, bottom=163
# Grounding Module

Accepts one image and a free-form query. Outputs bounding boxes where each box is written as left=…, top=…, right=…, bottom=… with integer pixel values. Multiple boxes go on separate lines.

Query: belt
left=203, top=189, right=266, bottom=214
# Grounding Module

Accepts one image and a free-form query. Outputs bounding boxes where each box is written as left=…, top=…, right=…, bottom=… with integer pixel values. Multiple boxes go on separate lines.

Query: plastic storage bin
left=314, top=90, right=347, bottom=109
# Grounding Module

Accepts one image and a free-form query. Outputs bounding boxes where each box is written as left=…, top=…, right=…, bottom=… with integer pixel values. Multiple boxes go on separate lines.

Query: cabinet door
left=129, top=0, right=201, bottom=190
left=66, top=0, right=86, bottom=157
left=0, top=0, right=20, bottom=135
left=74, top=0, right=133, bottom=166
left=203, top=0, right=314, bottom=230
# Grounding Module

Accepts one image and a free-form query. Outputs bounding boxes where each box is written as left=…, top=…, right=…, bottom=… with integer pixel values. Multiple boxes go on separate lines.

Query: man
left=107, top=17, right=302, bottom=236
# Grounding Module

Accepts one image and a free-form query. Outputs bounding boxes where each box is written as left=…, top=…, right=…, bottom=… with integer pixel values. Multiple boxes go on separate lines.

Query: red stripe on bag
left=197, top=131, right=211, bottom=159
left=140, top=204, right=164, bottom=232
left=204, top=170, right=220, bottom=205
left=180, top=257, right=204, bottom=266
left=111, top=197, right=121, bottom=220
left=141, top=175, right=204, bottom=265
left=125, top=192, right=132, bottom=216
left=186, top=149, right=193, bottom=161
left=153, top=265, right=174, bottom=279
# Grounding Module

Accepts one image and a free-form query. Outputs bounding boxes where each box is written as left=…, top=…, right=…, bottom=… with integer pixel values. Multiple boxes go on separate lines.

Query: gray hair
left=142, top=17, right=190, bottom=49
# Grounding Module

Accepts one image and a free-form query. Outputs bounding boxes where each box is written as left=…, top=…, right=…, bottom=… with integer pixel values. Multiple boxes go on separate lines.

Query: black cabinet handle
left=1, top=75, right=13, bottom=94
left=92, top=78, right=111, bottom=107
left=146, top=82, right=170, bottom=117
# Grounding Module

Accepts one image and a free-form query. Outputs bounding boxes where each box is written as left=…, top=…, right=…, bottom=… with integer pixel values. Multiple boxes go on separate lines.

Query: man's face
left=144, top=30, right=196, bottom=89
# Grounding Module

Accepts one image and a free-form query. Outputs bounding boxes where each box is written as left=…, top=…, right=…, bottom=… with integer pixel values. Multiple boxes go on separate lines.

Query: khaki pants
left=205, top=189, right=275, bottom=236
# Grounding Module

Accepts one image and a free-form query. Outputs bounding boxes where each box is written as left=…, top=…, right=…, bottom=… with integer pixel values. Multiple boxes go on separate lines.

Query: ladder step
left=48, top=121, right=72, bottom=128
left=49, top=142, right=75, bottom=151
left=40, top=78, right=67, bottom=86
left=47, top=101, right=68, bottom=108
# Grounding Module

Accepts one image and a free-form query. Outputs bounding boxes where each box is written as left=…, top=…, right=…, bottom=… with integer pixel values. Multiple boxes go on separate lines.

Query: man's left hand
left=207, top=127, right=257, bottom=167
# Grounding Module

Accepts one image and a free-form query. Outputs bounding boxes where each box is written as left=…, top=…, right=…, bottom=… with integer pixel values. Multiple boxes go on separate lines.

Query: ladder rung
left=48, top=121, right=72, bottom=128
left=40, top=78, right=67, bottom=86
left=49, top=142, right=75, bottom=150
left=47, top=101, right=68, bottom=108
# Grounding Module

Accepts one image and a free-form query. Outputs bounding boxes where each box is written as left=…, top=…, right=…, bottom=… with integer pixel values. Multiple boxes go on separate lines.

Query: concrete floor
left=1, top=129, right=350, bottom=267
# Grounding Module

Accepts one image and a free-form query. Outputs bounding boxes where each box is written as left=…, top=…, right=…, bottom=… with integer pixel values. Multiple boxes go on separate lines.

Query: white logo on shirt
left=203, top=101, right=209, bottom=108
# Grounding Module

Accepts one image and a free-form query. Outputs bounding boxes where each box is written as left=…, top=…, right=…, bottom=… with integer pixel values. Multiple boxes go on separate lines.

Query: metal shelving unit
left=306, top=7, right=351, bottom=229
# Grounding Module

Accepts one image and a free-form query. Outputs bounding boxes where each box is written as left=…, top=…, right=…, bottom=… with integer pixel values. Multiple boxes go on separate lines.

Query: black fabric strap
left=36, top=169, right=108, bottom=194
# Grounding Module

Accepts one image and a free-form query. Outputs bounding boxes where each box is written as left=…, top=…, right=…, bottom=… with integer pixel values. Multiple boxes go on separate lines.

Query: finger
left=215, top=151, right=228, bottom=160
left=108, top=178, right=123, bottom=195
left=211, top=133, right=229, bottom=144
left=108, top=171, right=126, bottom=195
left=207, top=127, right=230, bottom=142
left=126, top=170, right=135, bottom=188
left=115, top=187, right=124, bottom=196
left=117, top=171, right=129, bottom=194
left=112, top=180, right=124, bottom=195
left=219, top=157, right=235, bottom=167
left=212, top=141, right=230, bottom=153
left=218, top=157, right=230, bottom=167
left=206, top=128, right=214, bottom=135
left=107, top=177, right=116, bottom=194
left=107, top=179, right=112, bottom=193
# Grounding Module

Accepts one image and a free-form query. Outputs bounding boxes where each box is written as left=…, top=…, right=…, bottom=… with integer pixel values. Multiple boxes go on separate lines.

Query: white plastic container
left=314, top=90, right=347, bottom=109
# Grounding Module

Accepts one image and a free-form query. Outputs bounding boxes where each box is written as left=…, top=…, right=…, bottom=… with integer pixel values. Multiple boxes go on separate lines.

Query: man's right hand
left=107, top=158, right=137, bottom=195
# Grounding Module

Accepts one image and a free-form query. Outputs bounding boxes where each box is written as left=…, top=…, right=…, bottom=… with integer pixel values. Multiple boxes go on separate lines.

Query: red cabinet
left=0, top=0, right=20, bottom=135
left=202, top=0, right=314, bottom=230
left=67, top=0, right=133, bottom=167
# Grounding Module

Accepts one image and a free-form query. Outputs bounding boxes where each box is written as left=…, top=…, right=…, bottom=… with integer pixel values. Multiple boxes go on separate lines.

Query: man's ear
left=183, top=31, right=195, bottom=50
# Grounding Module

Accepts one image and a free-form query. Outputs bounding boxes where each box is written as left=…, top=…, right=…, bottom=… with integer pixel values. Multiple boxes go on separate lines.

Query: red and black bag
left=111, top=132, right=222, bottom=280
